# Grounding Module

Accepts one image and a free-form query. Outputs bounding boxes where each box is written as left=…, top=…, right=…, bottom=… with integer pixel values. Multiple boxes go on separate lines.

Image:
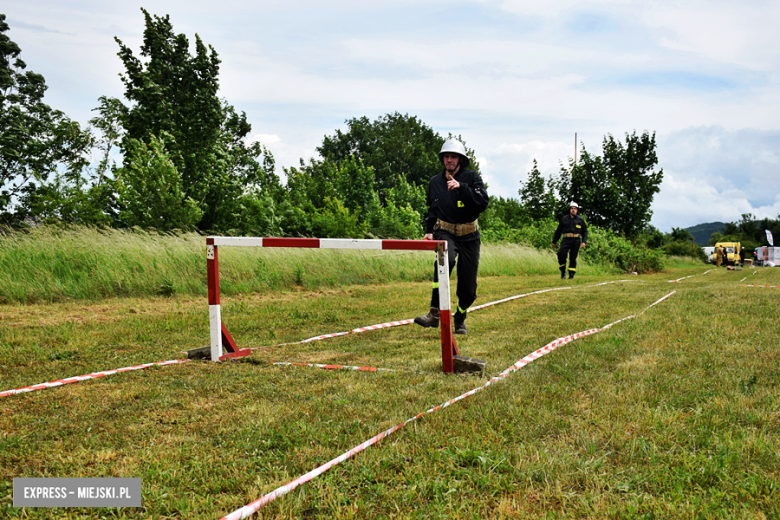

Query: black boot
left=414, top=307, right=440, bottom=328
left=560, top=269, right=566, bottom=280
left=454, top=311, right=468, bottom=335
left=568, top=271, right=575, bottom=279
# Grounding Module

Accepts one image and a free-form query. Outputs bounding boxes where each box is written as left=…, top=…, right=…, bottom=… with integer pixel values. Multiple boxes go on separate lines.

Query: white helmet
left=569, top=201, right=579, bottom=208
left=438, top=138, right=470, bottom=168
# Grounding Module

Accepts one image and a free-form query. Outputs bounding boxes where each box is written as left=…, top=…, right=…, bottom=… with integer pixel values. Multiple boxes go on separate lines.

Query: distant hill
left=686, top=222, right=726, bottom=245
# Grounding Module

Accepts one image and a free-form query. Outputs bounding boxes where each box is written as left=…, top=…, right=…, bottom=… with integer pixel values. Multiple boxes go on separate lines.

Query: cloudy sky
left=6, top=0, right=780, bottom=231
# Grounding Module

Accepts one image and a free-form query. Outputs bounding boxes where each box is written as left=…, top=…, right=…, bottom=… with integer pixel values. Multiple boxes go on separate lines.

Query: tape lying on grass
left=669, top=269, right=712, bottom=283
left=0, top=360, right=188, bottom=398
left=219, top=290, right=677, bottom=520
left=272, top=362, right=388, bottom=372
left=0, top=281, right=634, bottom=399
left=250, top=283, right=634, bottom=353
left=741, top=284, right=780, bottom=288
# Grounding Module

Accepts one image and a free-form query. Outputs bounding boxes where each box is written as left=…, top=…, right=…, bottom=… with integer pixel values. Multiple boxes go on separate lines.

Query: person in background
left=552, top=202, right=588, bottom=280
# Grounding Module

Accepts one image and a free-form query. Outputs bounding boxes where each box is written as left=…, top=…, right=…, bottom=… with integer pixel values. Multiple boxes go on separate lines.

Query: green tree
left=284, top=159, right=339, bottom=211
left=481, top=196, right=524, bottom=231
left=334, top=156, right=375, bottom=217
left=15, top=171, right=113, bottom=226
left=664, top=227, right=705, bottom=261
left=708, top=231, right=741, bottom=246
left=0, top=14, right=91, bottom=222
left=116, top=132, right=203, bottom=230
left=89, top=96, right=125, bottom=186
left=311, top=197, right=365, bottom=238
left=669, top=227, right=694, bottom=242
left=518, top=159, right=558, bottom=221
left=639, top=225, right=666, bottom=249
left=365, top=175, right=425, bottom=238
left=559, top=131, right=663, bottom=236
left=317, top=113, right=479, bottom=193
left=112, top=9, right=276, bottom=230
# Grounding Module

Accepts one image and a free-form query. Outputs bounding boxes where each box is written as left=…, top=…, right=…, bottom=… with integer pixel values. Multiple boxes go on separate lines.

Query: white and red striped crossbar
left=207, top=237, right=443, bottom=251
left=206, top=237, right=457, bottom=372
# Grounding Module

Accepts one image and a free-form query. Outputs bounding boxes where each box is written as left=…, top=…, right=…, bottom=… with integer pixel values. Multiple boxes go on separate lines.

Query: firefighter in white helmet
left=414, top=138, right=489, bottom=334
left=552, top=201, right=588, bottom=279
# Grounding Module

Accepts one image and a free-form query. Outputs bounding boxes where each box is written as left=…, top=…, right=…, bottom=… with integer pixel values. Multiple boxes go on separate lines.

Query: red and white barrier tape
left=219, top=290, right=676, bottom=520
left=467, top=286, right=569, bottom=311
left=250, top=283, right=626, bottom=353
left=0, top=359, right=188, bottom=398
left=669, top=269, right=712, bottom=283
left=248, top=321, right=415, bottom=352
left=272, top=362, right=387, bottom=372
left=742, top=284, right=779, bottom=288
left=1, top=281, right=636, bottom=399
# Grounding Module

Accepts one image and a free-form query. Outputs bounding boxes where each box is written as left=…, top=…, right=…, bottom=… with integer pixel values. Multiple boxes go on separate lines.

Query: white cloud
left=491, top=0, right=635, bottom=18
left=640, top=1, right=780, bottom=71
left=5, top=0, right=780, bottom=231
left=248, top=133, right=319, bottom=181
left=651, top=174, right=780, bottom=231
left=477, top=140, right=572, bottom=199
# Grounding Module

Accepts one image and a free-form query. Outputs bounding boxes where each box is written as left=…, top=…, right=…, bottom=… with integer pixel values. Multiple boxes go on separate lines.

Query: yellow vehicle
left=713, top=242, right=741, bottom=266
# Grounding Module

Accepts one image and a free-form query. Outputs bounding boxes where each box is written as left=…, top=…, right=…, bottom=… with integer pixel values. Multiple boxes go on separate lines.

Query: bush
left=583, top=227, right=665, bottom=273
left=480, top=217, right=664, bottom=274
left=664, top=240, right=707, bottom=262
left=480, top=218, right=558, bottom=249
left=311, top=197, right=365, bottom=238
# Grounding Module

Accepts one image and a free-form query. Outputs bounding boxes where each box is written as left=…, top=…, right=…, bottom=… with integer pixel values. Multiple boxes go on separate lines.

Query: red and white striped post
left=206, top=238, right=252, bottom=361
left=206, top=237, right=458, bottom=372
left=435, top=241, right=458, bottom=372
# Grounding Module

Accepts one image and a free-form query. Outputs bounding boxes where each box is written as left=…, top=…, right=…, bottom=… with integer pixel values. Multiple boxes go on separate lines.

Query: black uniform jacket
left=424, top=168, right=489, bottom=239
left=552, top=214, right=588, bottom=244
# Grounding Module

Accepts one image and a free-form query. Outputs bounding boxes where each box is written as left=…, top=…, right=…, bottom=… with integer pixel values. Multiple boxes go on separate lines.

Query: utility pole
left=574, top=132, right=578, bottom=165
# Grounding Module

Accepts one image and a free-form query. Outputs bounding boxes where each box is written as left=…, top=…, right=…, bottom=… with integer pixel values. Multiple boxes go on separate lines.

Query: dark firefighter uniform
left=552, top=213, right=588, bottom=278
left=424, top=168, right=489, bottom=320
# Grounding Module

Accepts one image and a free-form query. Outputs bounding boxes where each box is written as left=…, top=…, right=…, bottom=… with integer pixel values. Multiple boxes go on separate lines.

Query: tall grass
left=0, top=226, right=607, bottom=303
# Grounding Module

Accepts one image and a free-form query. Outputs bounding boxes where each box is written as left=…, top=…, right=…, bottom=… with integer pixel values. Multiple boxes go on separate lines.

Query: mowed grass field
left=1, top=257, right=779, bottom=519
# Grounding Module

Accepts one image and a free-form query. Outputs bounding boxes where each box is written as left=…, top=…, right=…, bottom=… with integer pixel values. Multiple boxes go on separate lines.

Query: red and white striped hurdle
left=207, top=237, right=461, bottom=373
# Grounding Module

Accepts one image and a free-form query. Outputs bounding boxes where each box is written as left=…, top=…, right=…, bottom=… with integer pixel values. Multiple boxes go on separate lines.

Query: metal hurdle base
left=185, top=346, right=251, bottom=361
left=186, top=346, right=211, bottom=360
left=453, top=355, right=487, bottom=374
left=187, top=323, right=251, bottom=360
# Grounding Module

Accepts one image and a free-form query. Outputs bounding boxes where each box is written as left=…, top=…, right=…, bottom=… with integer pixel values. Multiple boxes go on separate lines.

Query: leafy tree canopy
left=317, top=112, right=479, bottom=194
left=111, top=8, right=277, bottom=230
left=518, top=159, right=558, bottom=221
left=559, top=131, right=663, bottom=237
left=669, top=227, right=694, bottom=242
left=116, top=132, right=203, bottom=230
left=0, top=13, right=91, bottom=222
